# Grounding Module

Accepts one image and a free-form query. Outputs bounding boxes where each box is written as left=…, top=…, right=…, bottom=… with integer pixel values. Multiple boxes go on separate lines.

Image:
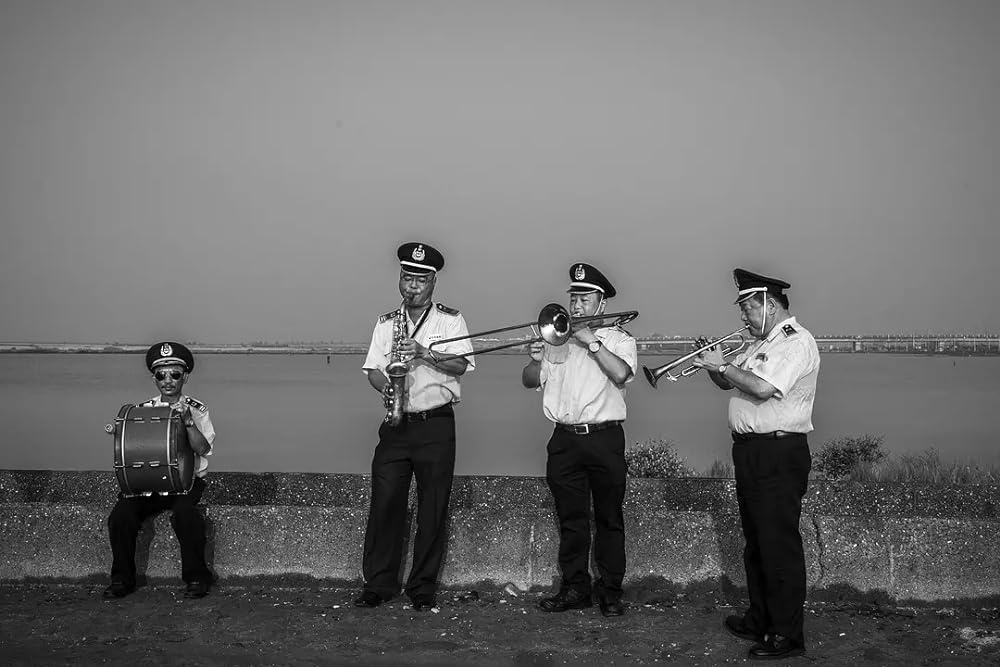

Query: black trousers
left=361, top=412, right=456, bottom=600
left=732, top=434, right=811, bottom=646
left=545, top=424, right=627, bottom=600
left=107, top=476, right=210, bottom=586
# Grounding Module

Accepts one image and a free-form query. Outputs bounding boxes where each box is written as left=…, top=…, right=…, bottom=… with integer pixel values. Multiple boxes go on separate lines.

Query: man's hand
left=527, top=341, right=544, bottom=362
left=172, top=404, right=195, bottom=427
left=571, top=323, right=598, bottom=346
left=395, top=338, right=433, bottom=363
left=690, top=336, right=725, bottom=371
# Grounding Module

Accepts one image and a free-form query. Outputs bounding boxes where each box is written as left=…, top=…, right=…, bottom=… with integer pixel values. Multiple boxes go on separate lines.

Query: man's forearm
left=522, top=360, right=541, bottom=388
left=367, top=370, right=389, bottom=393
left=592, top=347, right=632, bottom=385
left=186, top=426, right=211, bottom=456
left=423, top=352, right=469, bottom=376
left=716, top=366, right=775, bottom=400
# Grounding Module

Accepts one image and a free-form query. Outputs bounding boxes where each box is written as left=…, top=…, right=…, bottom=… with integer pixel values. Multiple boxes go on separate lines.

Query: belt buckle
left=572, top=424, right=590, bottom=435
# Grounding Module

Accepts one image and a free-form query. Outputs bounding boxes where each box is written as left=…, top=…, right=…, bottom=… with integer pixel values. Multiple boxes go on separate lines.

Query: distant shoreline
left=1, top=342, right=998, bottom=356
left=0, top=343, right=369, bottom=355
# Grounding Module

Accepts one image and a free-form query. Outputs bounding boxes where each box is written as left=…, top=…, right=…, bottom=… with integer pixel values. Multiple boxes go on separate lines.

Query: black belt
left=732, top=430, right=804, bottom=442
left=404, top=403, right=454, bottom=422
left=555, top=421, right=621, bottom=436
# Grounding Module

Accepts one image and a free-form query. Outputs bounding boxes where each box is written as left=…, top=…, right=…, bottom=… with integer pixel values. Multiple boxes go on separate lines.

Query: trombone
left=428, top=303, right=639, bottom=362
left=642, top=326, right=749, bottom=388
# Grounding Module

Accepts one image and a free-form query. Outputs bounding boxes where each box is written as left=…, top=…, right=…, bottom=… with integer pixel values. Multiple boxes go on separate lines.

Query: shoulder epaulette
left=378, top=309, right=400, bottom=324
left=436, top=303, right=460, bottom=316
left=614, top=325, right=633, bottom=338
left=782, top=324, right=797, bottom=337
left=183, top=396, right=209, bottom=413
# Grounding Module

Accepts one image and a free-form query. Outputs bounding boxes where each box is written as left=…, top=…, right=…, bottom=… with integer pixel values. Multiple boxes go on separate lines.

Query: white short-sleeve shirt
left=538, top=326, right=638, bottom=425
left=728, top=316, right=820, bottom=434
left=139, top=394, right=216, bottom=477
left=362, top=303, right=476, bottom=412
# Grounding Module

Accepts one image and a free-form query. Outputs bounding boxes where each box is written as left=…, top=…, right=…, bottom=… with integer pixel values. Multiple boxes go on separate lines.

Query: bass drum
left=109, top=404, right=194, bottom=497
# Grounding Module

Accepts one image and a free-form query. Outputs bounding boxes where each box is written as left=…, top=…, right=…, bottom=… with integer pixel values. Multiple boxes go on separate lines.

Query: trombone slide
left=428, top=303, right=639, bottom=362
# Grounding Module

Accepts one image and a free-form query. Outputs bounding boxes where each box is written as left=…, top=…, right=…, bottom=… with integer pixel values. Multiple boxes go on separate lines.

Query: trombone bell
left=537, top=303, right=571, bottom=346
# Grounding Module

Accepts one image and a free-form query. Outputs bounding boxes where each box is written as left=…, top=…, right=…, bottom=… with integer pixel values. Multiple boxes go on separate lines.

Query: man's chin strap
left=761, top=298, right=767, bottom=338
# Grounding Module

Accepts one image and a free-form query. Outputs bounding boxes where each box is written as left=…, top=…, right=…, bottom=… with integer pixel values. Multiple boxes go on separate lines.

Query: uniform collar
left=149, top=394, right=186, bottom=406
left=763, top=316, right=797, bottom=343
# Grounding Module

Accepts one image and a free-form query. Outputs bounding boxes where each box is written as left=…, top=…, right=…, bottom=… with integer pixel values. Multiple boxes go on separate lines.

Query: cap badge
left=574, top=264, right=586, bottom=281
left=412, top=245, right=425, bottom=261
left=160, top=343, right=173, bottom=357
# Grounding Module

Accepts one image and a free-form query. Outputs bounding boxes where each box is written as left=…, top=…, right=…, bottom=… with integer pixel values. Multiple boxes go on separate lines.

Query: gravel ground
left=1, top=581, right=999, bottom=665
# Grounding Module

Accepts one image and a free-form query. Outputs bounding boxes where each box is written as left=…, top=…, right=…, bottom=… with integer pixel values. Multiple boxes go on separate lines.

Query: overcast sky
left=1, top=0, right=997, bottom=343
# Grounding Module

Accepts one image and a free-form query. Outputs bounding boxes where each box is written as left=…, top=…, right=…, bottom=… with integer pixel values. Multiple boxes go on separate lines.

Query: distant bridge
left=635, top=336, right=1000, bottom=355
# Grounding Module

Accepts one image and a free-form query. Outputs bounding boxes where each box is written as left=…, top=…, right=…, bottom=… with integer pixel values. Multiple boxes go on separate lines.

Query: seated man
left=104, top=341, right=216, bottom=600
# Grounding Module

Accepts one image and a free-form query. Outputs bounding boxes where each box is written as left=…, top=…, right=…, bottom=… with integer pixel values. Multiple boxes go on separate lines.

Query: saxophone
left=384, top=303, right=409, bottom=427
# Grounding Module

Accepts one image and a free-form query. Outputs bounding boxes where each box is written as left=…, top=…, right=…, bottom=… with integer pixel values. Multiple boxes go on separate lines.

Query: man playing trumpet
left=691, top=268, right=820, bottom=660
left=522, top=263, right=637, bottom=617
left=356, top=242, right=474, bottom=612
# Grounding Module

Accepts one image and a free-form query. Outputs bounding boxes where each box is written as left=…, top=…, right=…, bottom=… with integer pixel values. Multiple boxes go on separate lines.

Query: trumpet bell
left=642, top=365, right=679, bottom=387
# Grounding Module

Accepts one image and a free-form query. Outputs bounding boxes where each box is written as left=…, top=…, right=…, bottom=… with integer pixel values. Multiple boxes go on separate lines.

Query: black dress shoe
left=102, top=582, right=135, bottom=600
left=539, top=589, right=592, bottom=612
left=184, top=580, right=209, bottom=599
left=724, top=615, right=764, bottom=642
left=411, top=594, right=436, bottom=611
left=749, top=635, right=806, bottom=660
left=598, top=598, right=625, bottom=617
left=353, top=591, right=385, bottom=608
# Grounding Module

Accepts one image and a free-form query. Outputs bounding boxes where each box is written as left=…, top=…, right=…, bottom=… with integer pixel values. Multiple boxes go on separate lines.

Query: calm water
left=1, top=353, right=997, bottom=476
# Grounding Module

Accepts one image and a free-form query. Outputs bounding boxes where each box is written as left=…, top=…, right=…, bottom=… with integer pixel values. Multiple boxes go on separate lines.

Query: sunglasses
left=154, top=370, right=184, bottom=381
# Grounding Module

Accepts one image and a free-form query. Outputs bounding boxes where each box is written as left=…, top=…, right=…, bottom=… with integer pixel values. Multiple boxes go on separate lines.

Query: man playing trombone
left=355, top=242, right=474, bottom=612
left=691, top=268, right=820, bottom=660
left=522, top=263, right=637, bottom=618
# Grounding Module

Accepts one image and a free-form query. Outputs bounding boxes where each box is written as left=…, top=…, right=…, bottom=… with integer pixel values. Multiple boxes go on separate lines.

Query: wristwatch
left=717, top=363, right=729, bottom=375
left=588, top=340, right=603, bottom=354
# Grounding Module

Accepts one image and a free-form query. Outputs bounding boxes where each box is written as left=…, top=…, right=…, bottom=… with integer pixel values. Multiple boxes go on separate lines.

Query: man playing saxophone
left=356, top=242, right=474, bottom=612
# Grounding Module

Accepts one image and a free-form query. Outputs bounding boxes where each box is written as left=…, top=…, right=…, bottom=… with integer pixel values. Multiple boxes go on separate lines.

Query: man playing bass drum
left=104, top=342, right=216, bottom=600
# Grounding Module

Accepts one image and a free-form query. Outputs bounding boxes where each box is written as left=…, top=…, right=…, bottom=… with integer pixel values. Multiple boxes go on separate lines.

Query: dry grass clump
left=847, top=448, right=1000, bottom=486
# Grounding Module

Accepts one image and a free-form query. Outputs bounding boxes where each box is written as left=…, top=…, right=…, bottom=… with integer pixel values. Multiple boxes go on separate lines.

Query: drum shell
left=112, top=404, right=194, bottom=497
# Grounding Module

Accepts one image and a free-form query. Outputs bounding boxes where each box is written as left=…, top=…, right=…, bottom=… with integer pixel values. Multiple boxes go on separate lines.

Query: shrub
left=626, top=438, right=693, bottom=478
left=813, top=434, right=887, bottom=480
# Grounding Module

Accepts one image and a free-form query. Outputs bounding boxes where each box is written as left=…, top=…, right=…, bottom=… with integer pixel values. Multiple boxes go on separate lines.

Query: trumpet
left=642, top=326, right=749, bottom=388
left=428, top=303, right=639, bottom=362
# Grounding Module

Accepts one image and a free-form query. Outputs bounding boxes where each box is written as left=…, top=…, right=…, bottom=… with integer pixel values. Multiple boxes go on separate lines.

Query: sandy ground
left=1, top=580, right=998, bottom=666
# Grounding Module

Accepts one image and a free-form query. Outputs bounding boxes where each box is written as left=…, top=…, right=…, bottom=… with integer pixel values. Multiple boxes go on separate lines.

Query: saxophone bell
left=384, top=360, right=408, bottom=427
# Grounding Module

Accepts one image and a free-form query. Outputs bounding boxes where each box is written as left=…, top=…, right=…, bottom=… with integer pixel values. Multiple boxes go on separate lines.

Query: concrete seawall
left=1, top=470, right=998, bottom=601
